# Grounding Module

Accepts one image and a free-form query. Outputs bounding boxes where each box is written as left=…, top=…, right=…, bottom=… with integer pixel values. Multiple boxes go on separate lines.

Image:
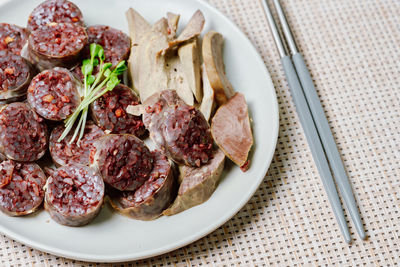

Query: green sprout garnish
left=58, top=43, right=127, bottom=144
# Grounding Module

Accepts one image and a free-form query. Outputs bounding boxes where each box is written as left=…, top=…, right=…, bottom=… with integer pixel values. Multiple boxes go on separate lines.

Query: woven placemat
left=2, top=0, right=400, bottom=266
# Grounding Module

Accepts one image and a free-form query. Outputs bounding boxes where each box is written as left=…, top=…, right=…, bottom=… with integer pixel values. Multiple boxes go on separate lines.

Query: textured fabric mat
left=2, top=0, right=400, bottom=266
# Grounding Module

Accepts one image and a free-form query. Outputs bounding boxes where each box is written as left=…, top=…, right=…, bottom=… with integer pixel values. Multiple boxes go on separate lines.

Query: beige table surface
left=2, top=0, right=400, bottom=266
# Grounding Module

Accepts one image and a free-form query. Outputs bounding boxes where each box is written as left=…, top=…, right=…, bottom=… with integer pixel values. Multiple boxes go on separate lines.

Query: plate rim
left=0, top=0, right=279, bottom=262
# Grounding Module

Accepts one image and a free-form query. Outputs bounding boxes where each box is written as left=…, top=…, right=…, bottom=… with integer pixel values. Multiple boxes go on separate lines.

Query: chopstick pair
left=261, top=0, right=366, bottom=243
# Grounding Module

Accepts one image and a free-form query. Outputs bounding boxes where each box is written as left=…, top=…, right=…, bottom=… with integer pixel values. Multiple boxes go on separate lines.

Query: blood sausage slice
left=44, top=165, right=104, bottom=226
left=49, top=122, right=105, bottom=166
left=143, top=90, right=213, bottom=167
left=109, top=150, right=175, bottom=220
left=27, top=0, right=84, bottom=32
left=0, top=161, right=46, bottom=216
left=0, top=102, right=48, bottom=162
left=90, top=84, right=145, bottom=137
left=28, top=67, right=81, bottom=121
left=91, top=134, right=153, bottom=191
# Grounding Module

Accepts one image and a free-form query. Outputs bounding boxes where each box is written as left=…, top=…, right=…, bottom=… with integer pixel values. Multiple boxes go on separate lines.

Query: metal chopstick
left=272, top=0, right=366, bottom=240
left=260, top=0, right=352, bottom=243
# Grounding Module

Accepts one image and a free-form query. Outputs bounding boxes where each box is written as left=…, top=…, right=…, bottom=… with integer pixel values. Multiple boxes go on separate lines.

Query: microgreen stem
left=57, top=43, right=127, bottom=143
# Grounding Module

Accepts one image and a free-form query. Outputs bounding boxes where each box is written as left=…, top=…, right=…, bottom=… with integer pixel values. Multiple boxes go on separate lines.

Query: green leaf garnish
left=58, top=43, right=127, bottom=144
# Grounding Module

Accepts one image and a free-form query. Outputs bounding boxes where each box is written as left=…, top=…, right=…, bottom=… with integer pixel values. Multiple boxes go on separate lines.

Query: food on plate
left=0, top=50, right=35, bottom=102
left=211, top=92, right=253, bottom=171
left=178, top=39, right=202, bottom=103
left=109, top=150, right=175, bottom=220
left=163, top=149, right=225, bottom=215
left=126, top=9, right=204, bottom=104
left=86, top=25, right=131, bottom=68
left=199, top=64, right=215, bottom=121
left=143, top=90, right=213, bottom=167
left=27, top=0, right=84, bottom=32
left=202, top=31, right=235, bottom=105
left=49, top=122, right=105, bottom=166
left=0, top=102, right=48, bottom=162
left=166, top=10, right=205, bottom=50
left=27, top=67, right=81, bottom=121
left=0, top=160, right=46, bottom=216
left=28, top=22, right=88, bottom=70
left=91, top=134, right=154, bottom=191
left=166, top=12, right=180, bottom=39
left=0, top=0, right=255, bottom=223
left=44, top=164, right=104, bottom=226
left=90, top=84, right=145, bottom=136
left=0, top=23, right=29, bottom=55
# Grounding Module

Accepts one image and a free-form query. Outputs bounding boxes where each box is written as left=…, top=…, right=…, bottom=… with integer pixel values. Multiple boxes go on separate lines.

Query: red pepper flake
left=4, top=67, right=14, bottom=75
left=115, top=108, right=123, bottom=117
left=72, top=17, right=79, bottom=22
left=42, top=94, right=54, bottom=103
left=61, top=95, right=70, bottom=103
left=240, top=160, right=250, bottom=172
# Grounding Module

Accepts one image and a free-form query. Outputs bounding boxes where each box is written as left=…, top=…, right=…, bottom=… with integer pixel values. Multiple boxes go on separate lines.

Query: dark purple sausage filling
left=0, top=23, right=29, bottom=55
left=0, top=161, right=46, bottom=216
left=0, top=102, right=48, bottom=162
left=50, top=122, right=105, bottom=166
left=119, top=151, right=171, bottom=206
left=144, top=90, right=213, bottom=167
left=92, top=134, right=153, bottom=191
left=45, top=165, right=104, bottom=226
left=91, top=84, right=145, bottom=136
left=27, top=67, right=81, bottom=121
left=0, top=51, right=32, bottom=100
left=85, top=25, right=131, bottom=67
left=27, top=0, right=84, bottom=32
left=28, top=22, right=87, bottom=69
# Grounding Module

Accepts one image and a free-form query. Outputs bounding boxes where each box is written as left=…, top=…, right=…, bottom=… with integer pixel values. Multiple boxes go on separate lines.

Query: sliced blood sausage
left=0, top=160, right=46, bottom=216
left=50, top=122, right=105, bottom=166
left=85, top=25, right=131, bottom=67
left=0, top=50, right=35, bottom=102
left=28, top=22, right=88, bottom=70
left=143, top=89, right=213, bottom=167
left=27, top=67, right=81, bottom=121
left=90, top=84, right=145, bottom=137
left=91, top=134, right=153, bottom=191
left=27, top=0, right=84, bottom=32
left=0, top=102, right=48, bottom=162
left=44, top=164, right=104, bottom=226
left=108, top=150, right=175, bottom=220
left=0, top=23, right=29, bottom=55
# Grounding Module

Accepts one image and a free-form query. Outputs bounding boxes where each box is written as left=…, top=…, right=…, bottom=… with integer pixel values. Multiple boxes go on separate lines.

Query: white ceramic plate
left=0, top=0, right=279, bottom=262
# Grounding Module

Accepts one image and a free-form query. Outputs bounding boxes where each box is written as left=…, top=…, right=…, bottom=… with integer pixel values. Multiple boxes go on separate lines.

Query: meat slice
left=202, top=31, right=234, bottom=106
left=0, top=161, right=46, bottom=216
left=0, top=102, right=48, bottom=162
left=143, top=90, right=213, bottom=167
left=211, top=92, right=253, bottom=170
left=163, top=149, right=225, bottom=215
left=28, top=22, right=88, bottom=70
left=0, top=50, right=35, bottom=102
left=27, top=67, right=81, bottom=121
left=109, top=150, right=176, bottom=220
left=44, top=165, right=104, bottom=226
left=90, top=84, right=145, bottom=137
left=49, top=122, right=105, bottom=167
left=27, top=0, right=84, bottom=32
left=0, top=23, right=29, bottom=55
left=91, top=134, right=153, bottom=191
